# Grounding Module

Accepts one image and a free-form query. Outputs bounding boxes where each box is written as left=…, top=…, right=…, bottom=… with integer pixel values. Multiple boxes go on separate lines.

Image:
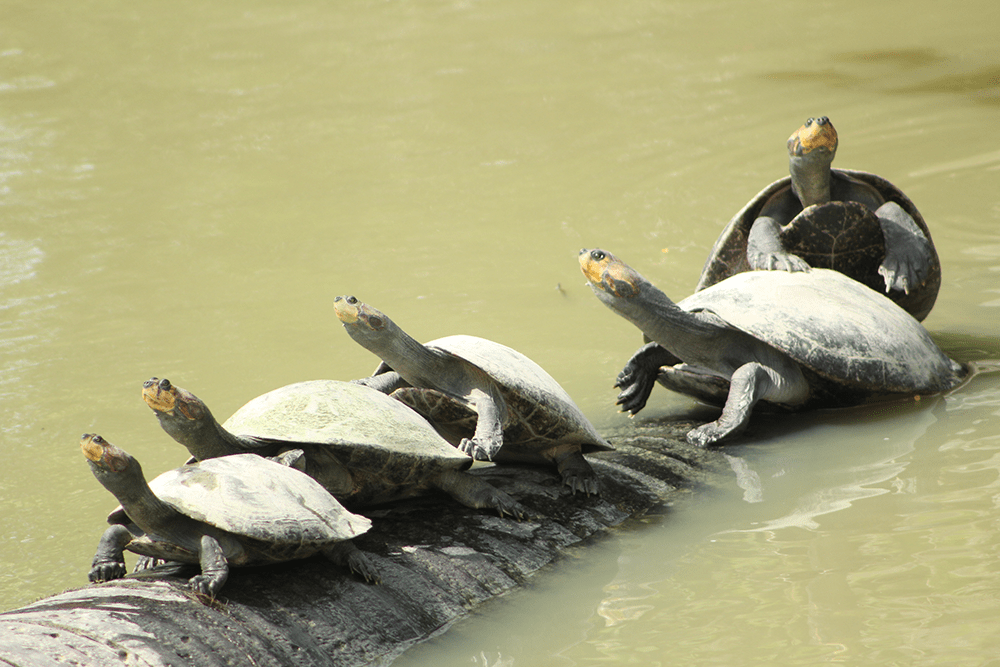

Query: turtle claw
left=88, top=559, right=127, bottom=584
left=563, top=473, right=599, bottom=497
left=492, top=493, right=529, bottom=521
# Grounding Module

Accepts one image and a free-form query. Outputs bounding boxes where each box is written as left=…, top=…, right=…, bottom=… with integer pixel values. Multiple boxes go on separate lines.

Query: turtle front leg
left=615, top=342, right=681, bottom=415
left=433, top=470, right=528, bottom=519
left=746, top=216, right=811, bottom=272
left=876, top=201, right=933, bottom=295
left=188, top=534, right=229, bottom=598
left=88, top=524, right=132, bottom=584
left=459, top=389, right=505, bottom=461
left=322, top=540, right=381, bottom=584
left=686, top=361, right=805, bottom=446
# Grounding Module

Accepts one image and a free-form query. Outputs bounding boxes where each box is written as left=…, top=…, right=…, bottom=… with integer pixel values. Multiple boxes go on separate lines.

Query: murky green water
left=2, top=0, right=999, bottom=664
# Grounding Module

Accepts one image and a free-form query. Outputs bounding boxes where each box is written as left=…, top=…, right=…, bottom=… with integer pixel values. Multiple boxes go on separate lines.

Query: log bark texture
left=0, top=426, right=734, bottom=667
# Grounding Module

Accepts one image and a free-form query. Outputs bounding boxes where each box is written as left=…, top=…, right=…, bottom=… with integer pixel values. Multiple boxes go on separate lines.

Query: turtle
left=82, top=433, right=375, bottom=598
left=332, top=295, right=613, bottom=495
left=579, top=248, right=967, bottom=446
left=142, top=377, right=525, bottom=517
left=697, top=116, right=940, bottom=321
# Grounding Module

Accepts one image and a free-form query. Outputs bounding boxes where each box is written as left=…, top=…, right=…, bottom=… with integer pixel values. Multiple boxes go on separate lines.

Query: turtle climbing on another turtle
left=579, top=248, right=966, bottom=446
left=142, top=377, right=525, bottom=517
left=333, top=295, right=613, bottom=496
left=82, top=433, right=375, bottom=597
left=698, top=116, right=940, bottom=321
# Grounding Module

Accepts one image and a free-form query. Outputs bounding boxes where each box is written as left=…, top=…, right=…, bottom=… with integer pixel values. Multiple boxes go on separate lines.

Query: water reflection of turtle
left=82, top=434, right=375, bottom=598
left=580, top=249, right=966, bottom=446
left=698, top=116, right=940, bottom=321
left=142, top=378, right=524, bottom=518
left=333, top=295, right=613, bottom=495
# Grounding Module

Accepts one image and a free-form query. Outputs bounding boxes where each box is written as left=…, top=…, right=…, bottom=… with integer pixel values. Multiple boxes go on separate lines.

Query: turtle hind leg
left=686, top=360, right=806, bottom=446
left=551, top=447, right=600, bottom=496
left=432, top=470, right=528, bottom=520
left=323, top=540, right=381, bottom=584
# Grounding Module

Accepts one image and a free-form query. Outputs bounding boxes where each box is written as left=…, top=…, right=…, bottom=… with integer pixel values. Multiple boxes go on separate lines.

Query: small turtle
left=698, top=116, right=940, bottom=321
left=333, top=295, right=613, bottom=495
left=82, top=433, right=374, bottom=598
left=142, top=377, right=524, bottom=517
left=579, top=249, right=966, bottom=446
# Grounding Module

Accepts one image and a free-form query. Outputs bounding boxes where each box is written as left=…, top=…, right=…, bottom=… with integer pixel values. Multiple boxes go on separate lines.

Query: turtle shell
left=696, top=168, right=941, bottom=321
left=679, top=268, right=964, bottom=404
left=222, top=380, right=470, bottom=469
left=111, top=454, right=370, bottom=553
left=422, top=335, right=613, bottom=453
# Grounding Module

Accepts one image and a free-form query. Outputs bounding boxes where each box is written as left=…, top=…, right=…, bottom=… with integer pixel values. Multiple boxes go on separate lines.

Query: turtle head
left=142, top=377, right=209, bottom=422
left=142, top=377, right=223, bottom=457
left=579, top=248, right=645, bottom=301
left=787, top=116, right=838, bottom=160
left=81, top=433, right=138, bottom=478
left=334, top=295, right=396, bottom=341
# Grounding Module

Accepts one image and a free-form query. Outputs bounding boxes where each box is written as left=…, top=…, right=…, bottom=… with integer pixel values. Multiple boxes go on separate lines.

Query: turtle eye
left=346, top=296, right=358, bottom=305
left=817, top=116, right=829, bottom=125
left=93, top=435, right=105, bottom=444
left=159, top=378, right=171, bottom=390
left=590, top=250, right=606, bottom=261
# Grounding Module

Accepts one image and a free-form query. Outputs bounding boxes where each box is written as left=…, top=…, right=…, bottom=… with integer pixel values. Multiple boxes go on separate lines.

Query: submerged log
left=0, top=425, right=735, bottom=667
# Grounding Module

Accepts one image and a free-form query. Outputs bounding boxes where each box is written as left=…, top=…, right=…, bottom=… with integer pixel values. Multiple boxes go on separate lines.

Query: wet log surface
left=0, top=424, right=736, bottom=667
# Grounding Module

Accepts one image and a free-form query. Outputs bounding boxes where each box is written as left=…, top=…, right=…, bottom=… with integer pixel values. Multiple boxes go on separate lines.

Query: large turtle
left=697, top=116, right=940, bottom=321
left=82, top=433, right=374, bottom=598
left=579, top=248, right=966, bottom=446
left=333, top=295, right=613, bottom=495
left=142, top=377, right=524, bottom=517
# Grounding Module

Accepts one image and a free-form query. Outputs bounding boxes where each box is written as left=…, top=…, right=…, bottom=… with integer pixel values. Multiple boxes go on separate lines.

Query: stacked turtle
left=697, top=116, right=940, bottom=321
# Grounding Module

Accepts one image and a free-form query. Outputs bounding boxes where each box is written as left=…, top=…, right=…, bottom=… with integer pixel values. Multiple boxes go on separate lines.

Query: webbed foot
left=188, top=572, right=226, bottom=598
left=748, top=249, right=811, bottom=273
left=89, top=558, right=127, bottom=583
left=324, top=541, right=381, bottom=584
left=879, top=242, right=931, bottom=294
left=459, top=433, right=503, bottom=461
left=553, top=449, right=601, bottom=496
left=615, top=343, right=677, bottom=415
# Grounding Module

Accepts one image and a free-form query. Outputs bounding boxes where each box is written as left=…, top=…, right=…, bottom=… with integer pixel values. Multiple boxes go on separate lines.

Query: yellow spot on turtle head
left=787, top=116, right=838, bottom=157
left=80, top=433, right=106, bottom=462
left=334, top=296, right=360, bottom=324
left=141, top=378, right=176, bottom=413
left=579, top=249, right=640, bottom=298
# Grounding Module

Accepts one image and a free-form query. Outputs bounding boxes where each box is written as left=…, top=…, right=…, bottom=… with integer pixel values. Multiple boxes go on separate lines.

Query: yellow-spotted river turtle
left=580, top=249, right=965, bottom=446
left=334, top=295, right=612, bottom=495
left=698, top=116, right=940, bottom=321
left=83, top=433, right=374, bottom=597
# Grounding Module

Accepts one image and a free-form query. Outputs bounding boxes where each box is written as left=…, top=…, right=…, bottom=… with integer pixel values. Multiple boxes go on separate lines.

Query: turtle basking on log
left=82, top=433, right=375, bottom=597
left=142, top=378, right=525, bottom=518
left=580, top=248, right=966, bottom=446
left=333, top=295, right=612, bottom=495
left=698, top=116, right=940, bottom=321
